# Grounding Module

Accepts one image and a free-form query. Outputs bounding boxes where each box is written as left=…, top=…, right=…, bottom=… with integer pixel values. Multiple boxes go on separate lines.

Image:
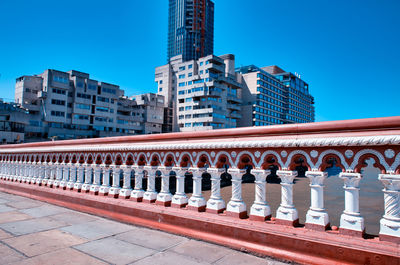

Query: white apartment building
left=155, top=54, right=243, bottom=132
left=236, top=65, right=315, bottom=127
left=15, top=69, right=164, bottom=140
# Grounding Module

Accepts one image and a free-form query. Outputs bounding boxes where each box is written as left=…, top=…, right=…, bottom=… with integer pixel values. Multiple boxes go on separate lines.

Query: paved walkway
left=0, top=191, right=286, bottom=265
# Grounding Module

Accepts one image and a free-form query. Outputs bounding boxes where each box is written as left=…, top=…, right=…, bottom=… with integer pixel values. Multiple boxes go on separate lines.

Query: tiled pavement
left=0, top=191, right=287, bottom=265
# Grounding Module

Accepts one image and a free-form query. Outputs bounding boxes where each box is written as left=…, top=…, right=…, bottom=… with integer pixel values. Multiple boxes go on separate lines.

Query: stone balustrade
left=0, top=116, right=400, bottom=245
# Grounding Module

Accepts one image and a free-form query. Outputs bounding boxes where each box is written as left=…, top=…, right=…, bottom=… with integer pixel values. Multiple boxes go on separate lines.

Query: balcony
left=0, top=116, right=400, bottom=264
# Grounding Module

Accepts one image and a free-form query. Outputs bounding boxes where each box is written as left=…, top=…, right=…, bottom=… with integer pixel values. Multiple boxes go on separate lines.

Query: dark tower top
left=168, top=0, right=214, bottom=62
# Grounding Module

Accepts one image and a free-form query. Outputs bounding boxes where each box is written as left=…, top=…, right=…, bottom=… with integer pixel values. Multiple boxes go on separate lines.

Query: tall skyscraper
left=168, top=0, right=214, bottom=62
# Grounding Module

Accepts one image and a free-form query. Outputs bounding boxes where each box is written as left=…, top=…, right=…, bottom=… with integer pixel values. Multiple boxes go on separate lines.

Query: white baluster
left=378, top=174, right=400, bottom=243
left=89, top=164, right=102, bottom=195
left=143, top=166, right=158, bottom=203
left=67, top=163, right=77, bottom=190
left=17, top=161, right=24, bottom=182
left=305, top=171, right=329, bottom=230
left=22, top=161, right=30, bottom=183
left=276, top=170, right=299, bottom=226
left=74, top=163, right=84, bottom=192
left=82, top=163, right=92, bottom=193
left=108, top=165, right=121, bottom=198
left=188, top=167, right=206, bottom=212
left=41, top=162, right=51, bottom=186
left=226, top=168, right=247, bottom=218
left=339, top=172, right=364, bottom=237
left=60, top=163, right=69, bottom=189
left=206, top=168, right=225, bottom=214
left=130, top=166, right=145, bottom=202
left=119, top=165, right=133, bottom=199
left=156, top=166, right=173, bottom=206
left=171, top=167, right=188, bottom=208
left=250, top=169, right=271, bottom=221
left=35, top=162, right=44, bottom=185
left=47, top=162, right=57, bottom=187
left=99, top=165, right=111, bottom=196
left=53, top=162, right=63, bottom=188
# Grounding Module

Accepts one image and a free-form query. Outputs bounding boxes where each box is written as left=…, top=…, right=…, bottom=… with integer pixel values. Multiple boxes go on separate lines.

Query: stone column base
left=339, top=213, right=364, bottom=237
left=89, top=185, right=100, bottom=195
left=130, top=190, right=144, bottom=202
left=143, top=191, right=157, bottom=203
left=171, top=195, right=188, bottom=208
left=59, top=181, right=67, bottom=190
left=305, top=209, right=330, bottom=231
left=119, top=188, right=132, bottom=199
left=81, top=184, right=91, bottom=193
left=73, top=183, right=83, bottom=192
left=206, top=198, right=225, bottom=214
left=156, top=193, right=172, bottom=207
left=250, top=203, right=271, bottom=221
left=108, top=187, right=120, bottom=198
left=53, top=180, right=61, bottom=188
left=66, top=182, right=75, bottom=190
left=378, top=218, right=400, bottom=243
left=99, top=186, right=110, bottom=196
left=188, top=196, right=206, bottom=212
left=226, top=201, right=247, bottom=219
left=276, top=206, right=299, bottom=226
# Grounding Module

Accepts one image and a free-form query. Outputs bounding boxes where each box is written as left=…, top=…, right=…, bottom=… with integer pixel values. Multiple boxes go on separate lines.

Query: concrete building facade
left=155, top=54, right=243, bottom=132
left=0, top=100, right=28, bottom=144
left=236, top=65, right=315, bottom=127
left=15, top=69, right=164, bottom=140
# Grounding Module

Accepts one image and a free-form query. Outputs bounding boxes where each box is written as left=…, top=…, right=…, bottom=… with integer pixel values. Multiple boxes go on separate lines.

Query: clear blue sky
left=0, top=0, right=399, bottom=122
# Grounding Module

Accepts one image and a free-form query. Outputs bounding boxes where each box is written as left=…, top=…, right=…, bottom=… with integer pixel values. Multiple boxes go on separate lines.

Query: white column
left=305, top=171, right=329, bottom=230
left=35, top=162, right=44, bottom=185
left=188, top=167, right=206, bottom=211
left=74, top=163, right=84, bottom=191
left=206, top=168, right=225, bottom=214
left=41, top=162, right=51, bottom=186
left=22, top=162, right=30, bottom=183
left=25, top=162, right=36, bottom=184
left=53, top=162, right=63, bottom=188
left=89, top=164, right=102, bottom=195
left=143, top=166, right=158, bottom=203
left=82, top=163, right=93, bottom=192
left=99, top=165, right=111, bottom=196
left=250, top=169, right=271, bottom=221
left=339, top=172, right=364, bottom=236
left=226, top=168, right=247, bottom=218
left=378, top=174, right=400, bottom=243
left=171, top=167, right=188, bottom=208
left=17, top=161, right=24, bottom=182
left=67, top=163, right=77, bottom=190
left=119, top=165, right=133, bottom=199
left=108, top=165, right=121, bottom=198
left=156, top=166, right=173, bottom=206
left=59, top=163, right=69, bottom=189
left=47, top=162, right=57, bottom=187
left=14, top=161, right=21, bottom=182
left=131, top=166, right=145, bottom=202
left=276, top=170, right=299, bottom=226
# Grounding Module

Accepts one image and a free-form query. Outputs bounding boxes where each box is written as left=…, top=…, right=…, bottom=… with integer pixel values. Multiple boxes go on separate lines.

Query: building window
left=51, top=99, right=66, bottom=106
left=188, top=64, right=193, bottom=69
left=50, top=111, right=65, bottom=117
left=97, top=96, right=110, bottom=103
left=179, top=74, right=185, bottom=79
left=52, top=88, right=66, bottom=95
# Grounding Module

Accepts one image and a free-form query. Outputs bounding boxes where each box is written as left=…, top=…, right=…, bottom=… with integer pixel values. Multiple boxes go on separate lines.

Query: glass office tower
left=168, top=0, right=214, bottom=62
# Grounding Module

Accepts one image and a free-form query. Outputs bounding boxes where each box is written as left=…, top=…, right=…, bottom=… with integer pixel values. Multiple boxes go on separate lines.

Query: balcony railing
left=0, top=116, right=399, bottom=263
